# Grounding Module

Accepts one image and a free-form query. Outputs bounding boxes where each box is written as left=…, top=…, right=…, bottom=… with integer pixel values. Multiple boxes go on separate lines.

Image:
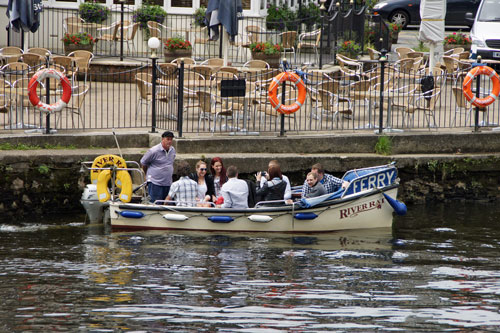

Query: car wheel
left=389, top=10, right=409, bottom=28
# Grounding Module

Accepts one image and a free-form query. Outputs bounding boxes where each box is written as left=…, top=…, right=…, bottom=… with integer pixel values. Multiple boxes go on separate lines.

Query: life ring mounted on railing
left=462, top=65, right=500, bottom=108
left=28, top=68, right=72, bottom=112
left=268, top=72, right=307, bottom=115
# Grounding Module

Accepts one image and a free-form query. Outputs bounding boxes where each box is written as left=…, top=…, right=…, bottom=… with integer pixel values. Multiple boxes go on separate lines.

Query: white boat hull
left=109, top=187, right=399, bottom=233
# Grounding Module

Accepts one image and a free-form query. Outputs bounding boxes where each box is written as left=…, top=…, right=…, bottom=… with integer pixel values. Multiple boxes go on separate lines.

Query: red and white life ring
left=28, top=68, right=72, bottom=113
left=462, top=65, right=500, bottom=108
left=268, top=72, right=307, bottom=115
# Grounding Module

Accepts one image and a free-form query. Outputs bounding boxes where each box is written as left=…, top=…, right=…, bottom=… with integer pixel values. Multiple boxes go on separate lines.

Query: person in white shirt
left=259, top=160, right=292, bottom=200
left=220, top=165, right=249, bottom=209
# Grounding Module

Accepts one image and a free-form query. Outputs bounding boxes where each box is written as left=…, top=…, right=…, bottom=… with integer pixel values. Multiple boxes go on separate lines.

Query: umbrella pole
left=429, top=43, right=435, bottom=72
left=223, top=30, right=229, bottom=66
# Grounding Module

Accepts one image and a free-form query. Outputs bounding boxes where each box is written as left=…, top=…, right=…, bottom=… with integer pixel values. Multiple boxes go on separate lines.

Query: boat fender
left=248, top=215, right=273, bottom=223
left=163, top=213, right=189, bottom=221
left=382, top=193, right=407, bottom=216
left=208, top=216, right=234, bottom=223
left=294, top=212, right=318, bottom=220
left=120, top=211, right=145, bottom=219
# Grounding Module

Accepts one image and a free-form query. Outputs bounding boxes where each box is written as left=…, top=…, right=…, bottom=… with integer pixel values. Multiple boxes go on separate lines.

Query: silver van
left=467, top=0, right=500, bottom=59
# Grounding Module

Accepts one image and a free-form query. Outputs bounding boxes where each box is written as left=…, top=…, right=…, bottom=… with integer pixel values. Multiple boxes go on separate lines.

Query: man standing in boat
left=140, top=131, right=176, bottom=203
left=301, top=163, right=349, bottom=198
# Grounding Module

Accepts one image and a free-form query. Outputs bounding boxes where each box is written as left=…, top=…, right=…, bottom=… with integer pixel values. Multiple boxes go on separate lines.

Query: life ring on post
left=28, top=68, right=72, bottom=112
left=462, top=65, right=500, bottom=108
left=268, top=72, right=307, bottom=115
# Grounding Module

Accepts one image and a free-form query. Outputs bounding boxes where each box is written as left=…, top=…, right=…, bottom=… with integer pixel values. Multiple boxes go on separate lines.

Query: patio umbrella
left=418, top=0, right=446, bottom=71
left=6, top=0, right=42, bottom=33
left=206, top=0, right=243, bottom=65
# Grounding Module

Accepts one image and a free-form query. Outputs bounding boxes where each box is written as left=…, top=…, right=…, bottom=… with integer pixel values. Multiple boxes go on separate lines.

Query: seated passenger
left=166, top=161, right=198, bottom=207
left=304, top=171, right=326, bottom=198
left=210, top=157, right=227, bottom=199
left=220, top=165, right=249, bottom=209
left=256, top=164, right=286, bottom=205
left=189, top=160, right=215, bottom=206
left=259, top=159, right=292, bottom=200
left=301, top=163, right=349, bottom=198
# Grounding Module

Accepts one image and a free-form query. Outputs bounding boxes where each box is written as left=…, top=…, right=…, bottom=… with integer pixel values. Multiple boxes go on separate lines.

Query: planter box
left=63, top=43, right=94, bottom=56
left=443, top=44, right=471, bottom=52
left=164, top=49, right=192, bottom=63
left=251, top=52, right=280, bottom=68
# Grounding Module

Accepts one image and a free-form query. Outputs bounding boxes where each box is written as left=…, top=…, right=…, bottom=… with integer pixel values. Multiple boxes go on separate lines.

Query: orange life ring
left=268, top=72, right=307, bottom=115
left=462, top=65, right=500, bottom=108
left=28, top=68, right=72, bottom=113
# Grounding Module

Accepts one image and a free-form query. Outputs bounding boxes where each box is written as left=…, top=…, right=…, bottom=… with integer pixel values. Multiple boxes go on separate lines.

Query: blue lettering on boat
left=345, top=170, right=396, bottom=195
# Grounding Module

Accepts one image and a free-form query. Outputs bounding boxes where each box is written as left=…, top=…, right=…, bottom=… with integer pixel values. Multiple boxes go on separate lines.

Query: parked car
left=468, top=0, right=500, bottom=59
left=372, top=0, right=481, bottom=28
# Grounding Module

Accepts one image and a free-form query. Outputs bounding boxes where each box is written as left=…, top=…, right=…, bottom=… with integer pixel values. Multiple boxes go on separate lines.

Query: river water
left=1, top=202, right=500, bottom=331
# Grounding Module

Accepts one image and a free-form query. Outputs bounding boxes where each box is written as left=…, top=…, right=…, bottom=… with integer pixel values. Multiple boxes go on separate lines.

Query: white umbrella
left=418, top=0, right=446, bottom=71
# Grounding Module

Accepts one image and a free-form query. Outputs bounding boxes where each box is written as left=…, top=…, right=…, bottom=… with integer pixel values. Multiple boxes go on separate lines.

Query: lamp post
left=148, top=37, right=160, bottom=133
left=319, top=0, right=326, bottom=68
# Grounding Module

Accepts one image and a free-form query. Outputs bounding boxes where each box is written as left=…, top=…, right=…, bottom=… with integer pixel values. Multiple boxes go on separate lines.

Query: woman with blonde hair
left=189, top=160, right=215, bottom=204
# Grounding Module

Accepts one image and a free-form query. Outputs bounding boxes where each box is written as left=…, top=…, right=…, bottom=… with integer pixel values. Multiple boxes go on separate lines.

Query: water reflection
left=1, top=202, right=500, bottom=330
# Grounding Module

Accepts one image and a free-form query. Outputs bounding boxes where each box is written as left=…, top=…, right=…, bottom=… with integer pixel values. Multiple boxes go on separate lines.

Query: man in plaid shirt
left=301, top=163, right=349, bottom=198
left=166, top=161, right=198, bottom=207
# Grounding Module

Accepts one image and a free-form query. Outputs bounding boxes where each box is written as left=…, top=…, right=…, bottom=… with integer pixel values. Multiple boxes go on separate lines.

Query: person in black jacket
left=189, top=160, right=216, bottom=205
left=255, top=164, right=286, bottom=205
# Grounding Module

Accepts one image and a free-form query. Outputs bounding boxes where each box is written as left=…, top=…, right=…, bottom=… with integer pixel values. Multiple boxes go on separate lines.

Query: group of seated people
left=165, top=157, right=350, bottom=208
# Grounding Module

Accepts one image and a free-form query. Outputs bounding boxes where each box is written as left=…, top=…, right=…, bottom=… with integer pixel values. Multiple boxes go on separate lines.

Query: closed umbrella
left=7, top=0, right=42, bottom=33
left=206, top=0, right=243, bottom=65
left=418, top=0, right=446, bottom=71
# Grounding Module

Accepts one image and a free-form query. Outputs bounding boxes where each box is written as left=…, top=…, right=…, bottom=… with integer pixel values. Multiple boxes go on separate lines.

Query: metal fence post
left=120, top=0, right=125, bottom=61
left=378, top=48, right=387, bottom=134
left=474, top=56, right=482, bottom=132
left=151, top=57, right=157, bottom=133
left=45, top=54, right=51, bottom=134
left=177, top=61, right=184, bottom=137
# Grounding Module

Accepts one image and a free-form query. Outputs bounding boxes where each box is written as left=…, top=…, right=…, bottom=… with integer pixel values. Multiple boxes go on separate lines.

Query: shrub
left=297, top=3, right=321, bottom=30
left=266, top=4, right=297, bottom=30
left=338, top=40, right=361, bottom=57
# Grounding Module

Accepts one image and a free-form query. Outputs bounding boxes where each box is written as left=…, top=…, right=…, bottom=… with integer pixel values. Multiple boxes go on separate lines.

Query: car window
left=477, top=0, right=500, bottom=21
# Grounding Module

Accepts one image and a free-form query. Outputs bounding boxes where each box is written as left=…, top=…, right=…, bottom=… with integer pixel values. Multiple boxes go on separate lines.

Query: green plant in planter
left=266, top=4, right=297, bottom=31
left=78, top=1, right=110, bottom=24
left=193, top=6, right=207, bottom=27
left=250, top=41, right=282, bottom=55
left=61, top=32, right=96, bottom=47
left=338, top=40, right=361, bottom=58
left=164, top=37, right=192, bottom=51
left=297, top=2, right=321, bottom=31
left=389, top=22, right=402, bottom=35
left=133, top=1, right=167, bottom=32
